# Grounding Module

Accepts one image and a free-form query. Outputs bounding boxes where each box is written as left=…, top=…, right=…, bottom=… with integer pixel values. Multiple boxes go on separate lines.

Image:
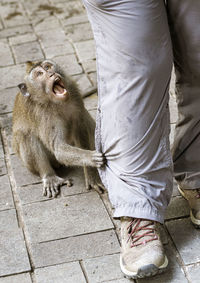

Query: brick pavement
left=0, top=0, right=199, bottom=282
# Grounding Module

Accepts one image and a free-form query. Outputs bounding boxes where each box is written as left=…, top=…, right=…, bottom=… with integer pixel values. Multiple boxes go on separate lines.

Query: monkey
left=12, top=60, right=105, bottom=198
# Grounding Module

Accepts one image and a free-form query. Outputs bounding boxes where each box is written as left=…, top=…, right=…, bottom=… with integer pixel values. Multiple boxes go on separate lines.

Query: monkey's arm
left=53, top=140, right=104, bottom=168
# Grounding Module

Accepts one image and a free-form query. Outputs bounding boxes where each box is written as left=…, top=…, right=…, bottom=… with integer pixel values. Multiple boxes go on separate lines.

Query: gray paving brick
left=73, top=73, right=93, bottom=93
left=12, top=41, right=44, bottom=64
left=75, top=40, right=96, bottom=62
left=0, top=25, right=33, bottom=39
left=35, top=262, right=86, bottom=283
left=43, top=42, right=74, bottom=59
left=84, top=93, right=98, bottom=111
left=0, top=273, right=32, bottom=283
left=0, top=87, right=17, bottom=113
left=0, top=175, right=14, bottom=211
left=23, top=1, right=51, bottom=16
left=17, top=183, right=45, bottom=205
left=106, top=279, right=133, bottom=283
left=88, top=72, right=97, bottom=87
left=0, top=209, right=18, bottom=230
left=0, top=158, right=6, bottom=176
left=166, top=218, right=200, bottom=265
left=33, top=16, right=60, bottom=32
left=165, top=196, right=189, bottom=220
left=62, top=13, right=89, bottom=26
left=37, top=28, right=67, bottom=48
left=137, top=243, right=188, bottom=283
left=0, top=228, right=31, bottom=276
left=9, top=33, right=37, bottom=45
left=0, top=2, right=29, bottom=28
left=31, top=230, right=119, bottom=268
left=82, top=59, right=96, bottom=73
left=0, top=40, right=14, bottom=67
left=22, top=191, right=114, bottom=243
left=65, top=22, right=93, bottom=42
left=53, top=54, right=82, bottom=75
left=83, top=253, right=124, bottom=282
left=186, top=263, right=200, bottom=283
left=0, top=64, right=25, bottom=90
left=169, top=95, right=178, bottom=124
left=54, top=1, right=85, bottom=21
left=0, top=114, right=14, bottom=155
left=11, top=155, right=41, bottom=187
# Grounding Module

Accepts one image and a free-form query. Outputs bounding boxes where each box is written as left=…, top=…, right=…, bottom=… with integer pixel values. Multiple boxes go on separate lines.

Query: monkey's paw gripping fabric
left=178, top=186, right=200, bottom=228
left=120, top=218, right=168, bottom=279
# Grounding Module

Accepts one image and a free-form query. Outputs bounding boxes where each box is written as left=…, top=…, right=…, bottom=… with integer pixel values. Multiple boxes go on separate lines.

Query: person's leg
left=167, top=0, right=200, bottom=227
left=83, top=0, right=173, bottom=223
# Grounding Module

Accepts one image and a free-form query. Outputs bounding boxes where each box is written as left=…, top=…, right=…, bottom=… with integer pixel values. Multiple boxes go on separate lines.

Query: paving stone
left=11, top=155, right=41, bottom=187
left=62, top=13, right=89, bottom=26
left=17, top=167, right=86, bottom=204
left=0, top=228, right=31, bottom=276
left=23, top=0, right=52, bottom=16
left=0, top=2, right=29, bottom=28
left=172, top=178, right=180, bottom=197
left=73, top=73, right=93, bottom=93
left=166, top=218, right=200, bottom=265
left=84, top=93, right=98, bottom=111
left=0, top=20, right=3, bottom=30
left=75, top=40, right=96, bottom=62
left=53, top=54, right=82, bottom=75
left=0, top=40, right=14, bottom=67
left=0, top=87, right=17, bottom=113
left=35, top=262, right=86, bottom=283
left=165, top=196, right=189, bottom=220
left=0, top=273, right=32, bottom=283
left=169, top=67, right=176, bottom=97
left=0, top=158, right=6, bottom=176
left=169, top=95, right=178, bottom=124
left=9, top=33, right=37, bottom=45
left=33, top=15, right=60, bottom=32
left=0, top=175, right=14, bottom=211
left=170, top=123, right=175, bottom=147
left=106, top=279, right=133, bottom=283
left=82, top=59, right=97, bottom=73
left=12, top=41, right=44, bottom=64
left=88, top=109, right=97, bottom=121
left=88, top=72, right=97, bottom=87
left=137, top=243, right=187, bottom=283
left=0, top=64, right=25, bottom=90
left=43, top=42, right=74, bottom=59
left=54, top=1, right=85, bottom=21
left=0, top=113, right=14, bottom=155
left=65, top=22, right=93, bottom=42
left=31, top=230, right=119, bottom=268
left=0, top=25, right=33, bottom=39
left=37, top=28, right=67, bottom=48
left=186, top=263, right=200, bottom=283
left=0, top=209, right=18, bottom=230
left=83, top=253, right=124, bottom=282
left=22, top=191, right=114, bottom=243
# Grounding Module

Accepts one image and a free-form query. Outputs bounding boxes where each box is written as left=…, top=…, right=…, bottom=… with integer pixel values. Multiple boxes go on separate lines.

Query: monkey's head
left=18, top=60, right=70, bottom=104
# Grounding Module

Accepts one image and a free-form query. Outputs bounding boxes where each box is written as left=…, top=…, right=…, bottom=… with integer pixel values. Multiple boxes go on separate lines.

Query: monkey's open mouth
left=53, top=77, right=67, bottom=98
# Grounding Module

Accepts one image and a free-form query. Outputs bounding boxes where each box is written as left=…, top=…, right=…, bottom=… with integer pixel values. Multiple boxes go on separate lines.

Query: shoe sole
left=120, top=255, right=168, bottom=279
left=178, top=186, right=200, bottom=228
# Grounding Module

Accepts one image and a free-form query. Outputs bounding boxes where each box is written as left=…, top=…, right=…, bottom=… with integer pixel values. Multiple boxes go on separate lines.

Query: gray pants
left=83, top=0, right=200, bottom=223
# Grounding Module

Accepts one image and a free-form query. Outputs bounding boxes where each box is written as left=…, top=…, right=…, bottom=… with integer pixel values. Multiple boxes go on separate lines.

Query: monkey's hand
left=90, top=151, right=106, bottom=168
left=84, top=167, right=106, bottom=194
left=42, top=175, right=72, bottom=198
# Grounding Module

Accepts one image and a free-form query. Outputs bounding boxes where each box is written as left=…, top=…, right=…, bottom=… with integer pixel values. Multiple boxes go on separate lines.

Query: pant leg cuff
left=113, top=205, right=165, bottom=224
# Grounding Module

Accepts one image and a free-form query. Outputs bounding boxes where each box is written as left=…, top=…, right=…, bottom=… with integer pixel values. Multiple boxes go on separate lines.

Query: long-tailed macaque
left=12, top=60, right=105, bottom=198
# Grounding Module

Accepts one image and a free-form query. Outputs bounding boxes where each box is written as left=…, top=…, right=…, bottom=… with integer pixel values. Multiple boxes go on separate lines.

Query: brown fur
left=12, top=60, right=105, bottom=198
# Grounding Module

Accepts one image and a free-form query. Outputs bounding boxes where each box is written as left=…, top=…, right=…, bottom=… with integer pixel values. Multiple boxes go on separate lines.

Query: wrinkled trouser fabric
left=83, top=0, right=200, bottom=223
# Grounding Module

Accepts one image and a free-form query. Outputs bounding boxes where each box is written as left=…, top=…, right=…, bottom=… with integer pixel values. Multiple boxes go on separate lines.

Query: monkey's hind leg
left=16, top=133, right=72, bottom=198
left=84, top=166, right=105, bottom=194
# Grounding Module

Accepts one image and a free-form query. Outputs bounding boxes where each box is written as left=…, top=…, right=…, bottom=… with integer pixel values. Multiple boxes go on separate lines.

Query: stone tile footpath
left=0, top=0, right=199, bottom=282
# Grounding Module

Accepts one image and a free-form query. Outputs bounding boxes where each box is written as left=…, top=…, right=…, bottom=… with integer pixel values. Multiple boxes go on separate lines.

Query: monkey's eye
left=36, top=71, right=43, bottom=77
left=44, top=64, right=51, bottom=71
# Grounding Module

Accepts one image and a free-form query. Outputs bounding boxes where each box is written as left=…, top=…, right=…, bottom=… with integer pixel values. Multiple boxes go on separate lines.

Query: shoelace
left=127, top=219, right=158, bottom=247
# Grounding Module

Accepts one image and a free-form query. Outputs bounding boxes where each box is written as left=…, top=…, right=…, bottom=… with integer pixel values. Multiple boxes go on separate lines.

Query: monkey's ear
left=18, top=83, right=30, bottom=97
left=26, top=61, right=34, bottom=73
